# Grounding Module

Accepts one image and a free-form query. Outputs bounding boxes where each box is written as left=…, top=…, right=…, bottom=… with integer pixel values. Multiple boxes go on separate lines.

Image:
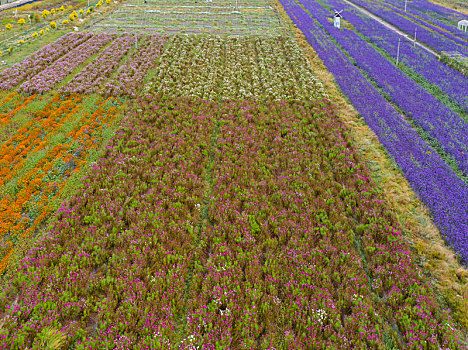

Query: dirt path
left=343, top=0, right=441, bottom=58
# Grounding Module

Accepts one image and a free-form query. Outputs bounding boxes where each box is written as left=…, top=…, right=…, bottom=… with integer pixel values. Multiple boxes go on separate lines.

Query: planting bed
left=86, top=0, right=287, bottom=35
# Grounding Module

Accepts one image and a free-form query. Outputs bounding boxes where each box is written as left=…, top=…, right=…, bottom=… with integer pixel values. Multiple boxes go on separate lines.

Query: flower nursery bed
left=0, top=94, right=463, bottom=348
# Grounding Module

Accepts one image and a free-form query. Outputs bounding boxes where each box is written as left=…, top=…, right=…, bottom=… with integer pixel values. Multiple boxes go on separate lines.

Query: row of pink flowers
left=0, top=33, right=92, bottom=90
left=19, top=33, right=115, bottom=94
left=61, top=35, right=135, bottom=95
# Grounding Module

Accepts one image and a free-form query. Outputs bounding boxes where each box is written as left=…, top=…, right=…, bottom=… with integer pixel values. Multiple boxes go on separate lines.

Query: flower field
left=0, top=93, right=124, bottom=273
left=147, top=36, right=324, bottom=101
left=0, top=32, right=92, bottom=90
left=0, top=0, right=467, bottom=347
left=372, top=0, right=468, bottom=42
left=0, top=91, right=37, bottom=125
left=347, top=0, right=468, bottom=55
left=298, top=0, right=468, bottom=177
left=103, top=34, right=167, bottom=98
left=325, top=0, right=468, bottom=111
left=0, top=0, right=121, bottom=59
left=0, top=94, right=464, bottom=348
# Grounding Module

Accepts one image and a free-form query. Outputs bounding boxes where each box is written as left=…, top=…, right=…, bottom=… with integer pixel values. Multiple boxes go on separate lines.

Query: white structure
left=458, top=20, right=468, bottom=32
left=334, top=10, right=342, bottom=29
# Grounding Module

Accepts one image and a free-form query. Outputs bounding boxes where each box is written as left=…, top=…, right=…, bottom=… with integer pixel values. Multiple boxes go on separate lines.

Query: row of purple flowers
left=349, top=0, right=468, bottom=55
left=278, top=0, right=468, bottom=263
left=103, top=34, right=168, bottom=98
left=59, top=34, right=135, bottom=95
left=376, top=0, right=468, bottom=42
left=324, top=0, right=467, bottom=111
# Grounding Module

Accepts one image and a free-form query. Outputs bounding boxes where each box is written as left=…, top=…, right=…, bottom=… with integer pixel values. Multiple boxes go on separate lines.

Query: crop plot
left=0, top=33, right=93, bottom=91
left=147, top=35, right=324, bottom=101
left=0, top=93, right=125, bottom=273
left=86, top=0, right=288, bottom=35
left=0, top=33, right=168, bottom=97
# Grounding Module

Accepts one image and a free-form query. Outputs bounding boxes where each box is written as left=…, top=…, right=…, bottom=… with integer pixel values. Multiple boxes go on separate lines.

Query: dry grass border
left=272, top=0, right=468, bottom=341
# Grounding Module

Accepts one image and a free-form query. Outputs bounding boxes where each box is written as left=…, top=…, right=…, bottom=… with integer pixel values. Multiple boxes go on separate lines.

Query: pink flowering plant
left=19, top=33, right=115, bottom=94
left=0, top=33, right=92, bottom=91
left=61, top=35, right=135, bottom=95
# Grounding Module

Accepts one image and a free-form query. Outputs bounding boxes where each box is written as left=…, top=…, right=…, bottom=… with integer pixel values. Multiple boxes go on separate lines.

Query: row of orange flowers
left=0, top=94, right=83, bottom=187
left=0, top=91, right=37, bottom=126
left=0, top=94, right=122, bottom=273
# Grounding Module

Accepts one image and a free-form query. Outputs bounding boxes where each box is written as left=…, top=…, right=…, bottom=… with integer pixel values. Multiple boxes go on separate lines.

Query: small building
left=458, top=20, right=468, bottom=32
left=334, top=10, right=342, bottom=29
